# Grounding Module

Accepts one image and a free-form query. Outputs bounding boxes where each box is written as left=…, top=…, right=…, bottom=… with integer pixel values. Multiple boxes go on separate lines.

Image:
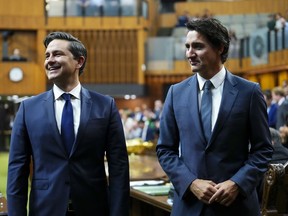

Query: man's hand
left=208, top=180, right=239, bottom=206
left=190, top=179, right=217, bottom=204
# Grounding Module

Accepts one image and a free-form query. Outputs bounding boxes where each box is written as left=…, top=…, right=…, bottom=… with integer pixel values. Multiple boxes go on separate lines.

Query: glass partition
left=45, top=0, right=148, bottom=18
left=145, top=37, right=175, bottom=70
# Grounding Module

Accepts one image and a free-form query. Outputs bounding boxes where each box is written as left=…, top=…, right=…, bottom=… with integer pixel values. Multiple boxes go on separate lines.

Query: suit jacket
left=276, top=99, right=288, bottom=129
left=267, top=103, right=278, bottom=128
left=7, top=87, right=130, bottom=216
left=271, top=142, right=288, bottom=164
left=156, top=70, right=273, bottom=216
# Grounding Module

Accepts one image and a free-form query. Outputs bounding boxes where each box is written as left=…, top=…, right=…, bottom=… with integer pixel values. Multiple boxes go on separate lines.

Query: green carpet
left=0, top=152, right=9, bottom=197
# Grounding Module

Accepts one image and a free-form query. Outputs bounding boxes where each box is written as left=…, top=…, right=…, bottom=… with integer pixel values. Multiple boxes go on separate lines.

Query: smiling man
left=156, top=18, right=273, bottom=216
left=7, top=32, right=130, bottom=216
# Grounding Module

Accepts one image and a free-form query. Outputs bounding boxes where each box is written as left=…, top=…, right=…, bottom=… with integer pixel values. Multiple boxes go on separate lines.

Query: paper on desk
left=132, top=185, right=171, bottom=196
left=130, top=180, right=165, bottom=187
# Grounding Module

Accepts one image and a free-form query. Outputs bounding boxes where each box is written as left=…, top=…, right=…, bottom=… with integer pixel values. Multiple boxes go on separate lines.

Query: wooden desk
left=129, top=154, right=167, bottom=180
left=129, top=154, right=172, bottom=216
left=130, top=188, right=171, bottom=216
left=0, top=196, right=8, bottom=216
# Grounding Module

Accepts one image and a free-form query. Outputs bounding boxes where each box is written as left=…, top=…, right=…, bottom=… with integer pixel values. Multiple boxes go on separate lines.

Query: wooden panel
left=125, top=30, right=137, bottom=83
left=159, top=14, right=177, bottom=28
left=278, top=71, right=288, bottom=86
left=119, top=31, right=127, bottom=83
left=258, top=73, right=277, bottom=90
left=102, top=31, right=110, bottom=83
left=245, top=74, right=259, bottom=83
left=225, top=59, right=241, bottom=74
left=130, top=189, right=171, bottom=216
left=0, top=63, right=45, bottom=95
left=137, top=30, right=146, bottom=84
left=174, top=60, right=191, bottom=74
left=0, top=0, right=43, bottom=16
left=130, top=30, right=138, bottom=83
left=110, top=31, right=118, bottom=82
left=95, top=31, right=103, bottom=83
left=175, top=0, right=288, bottom=16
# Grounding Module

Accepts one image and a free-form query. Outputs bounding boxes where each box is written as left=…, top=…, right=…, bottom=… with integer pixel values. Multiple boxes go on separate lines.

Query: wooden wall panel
left=258, top=73, right=277, bottom=90
left=278, top=71, right=288, bottom=86
left=0, top=0, right=43, bottom=16
left=60, top=30, right=139, bottom=84
left=0, top=63, right=45, bottom=95
left=175, top=0, right=288, bottom=16
left=0, top=31, right=37, bottom=62
left=119, top=31, right=127, bottom=83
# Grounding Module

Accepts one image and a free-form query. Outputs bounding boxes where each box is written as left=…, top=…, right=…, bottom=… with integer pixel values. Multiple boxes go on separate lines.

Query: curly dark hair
left=186, top=18, right=230, bottom=63
left=43, top=31, right=87, bottom=75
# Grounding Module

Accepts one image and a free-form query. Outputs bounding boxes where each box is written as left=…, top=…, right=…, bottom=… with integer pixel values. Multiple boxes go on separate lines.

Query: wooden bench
left=261, top=162, right=288, bottom=216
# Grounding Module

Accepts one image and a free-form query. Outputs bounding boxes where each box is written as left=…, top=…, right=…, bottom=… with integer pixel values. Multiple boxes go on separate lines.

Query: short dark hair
left=263, top=89, right=272, bottom=100
left=43, top=31, right=87, bottom=75
left=185, top=18, right=230, bottom=63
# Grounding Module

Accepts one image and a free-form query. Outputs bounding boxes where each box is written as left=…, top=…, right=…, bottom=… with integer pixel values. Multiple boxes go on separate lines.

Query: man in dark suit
left=272, top=86, right=288, bottom=130
left=156, top=18, right=273, bottom=216
left=269, top=127, right=288, bottom=164
left=263, top=89, right=278, bottom=129
left=7, top=32, right=130, bottom=216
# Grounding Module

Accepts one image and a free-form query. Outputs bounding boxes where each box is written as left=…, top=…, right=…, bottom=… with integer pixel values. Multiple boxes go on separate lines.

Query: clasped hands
left=190, top=179, right=239, bottom=206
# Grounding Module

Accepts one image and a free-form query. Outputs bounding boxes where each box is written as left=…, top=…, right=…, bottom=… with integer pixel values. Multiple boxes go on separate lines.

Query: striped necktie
left=201, top=80, right=213, bottom=142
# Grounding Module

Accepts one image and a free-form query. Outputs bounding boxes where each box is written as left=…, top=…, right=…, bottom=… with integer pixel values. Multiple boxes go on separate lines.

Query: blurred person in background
left=272, top=86, right=288, bottom=130
left=263, top=89, right=278, bottom=129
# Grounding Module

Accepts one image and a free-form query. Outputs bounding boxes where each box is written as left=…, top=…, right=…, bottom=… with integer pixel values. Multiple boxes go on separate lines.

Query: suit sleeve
left=230, top=84, right=273, bottom=196
left=105, top=99, right=130, bottom=216
left=7, top=102, right=31, bottom=216
left=156, top=86, right=197, bottom=199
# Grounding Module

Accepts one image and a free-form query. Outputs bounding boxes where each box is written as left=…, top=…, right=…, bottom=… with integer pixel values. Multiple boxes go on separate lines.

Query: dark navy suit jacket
left=7, top=87, right=130, bottom=216
left=157, top=70, right=273, bottom=216
left=267, top=103, right=278, bottom=128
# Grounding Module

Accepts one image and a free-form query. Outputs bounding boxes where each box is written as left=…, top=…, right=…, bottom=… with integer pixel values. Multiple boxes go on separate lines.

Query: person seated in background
left=263, top=89, right=278, bottom=129
left=267, top=13, right=276, bottom=31
left=270, top=127, right=288, bottom=164
left=272, top=86, right=288, bottom=130
left=279, top=125, right=288, bottom=149
left=176, top=11, right=190, bottom=27
left=9, top=48, right=27, bottom=61
left=257, top=127, right=288, bottom=203
left=201, top=8, right=213, bottom=18
left=275, top=12, right=287, bottom=30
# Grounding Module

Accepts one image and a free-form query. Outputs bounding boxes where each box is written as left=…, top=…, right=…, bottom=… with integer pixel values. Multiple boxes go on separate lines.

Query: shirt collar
left=278, top=97, right=285, bottom=106
left=53, top=83, right=81, bottom=100
left=197, top=66, right=226, bottom=90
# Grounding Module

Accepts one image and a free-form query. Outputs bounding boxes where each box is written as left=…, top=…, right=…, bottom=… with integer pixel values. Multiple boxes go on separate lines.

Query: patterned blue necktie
left=201, top=80, right=213, bottom=142
left=61, top=93, right=75, bottom=154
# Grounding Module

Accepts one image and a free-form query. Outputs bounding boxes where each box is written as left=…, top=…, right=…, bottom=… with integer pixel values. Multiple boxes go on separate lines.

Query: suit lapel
left=188, top=76, right=206, bottom=144
left=44, top=90, right=67, bottom=154
left=208, top=72, right=239, bottom=148
left=70, top=87, right=92, bottom=155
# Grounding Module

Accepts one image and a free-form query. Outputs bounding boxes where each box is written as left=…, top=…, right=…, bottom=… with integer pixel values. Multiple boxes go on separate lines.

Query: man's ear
left=77, top=56, right=85, bottom=69
left=218, top=45, right=224, bottom=55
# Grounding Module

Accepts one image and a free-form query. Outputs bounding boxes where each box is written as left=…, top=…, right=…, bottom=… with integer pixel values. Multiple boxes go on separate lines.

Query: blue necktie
left=61, top=93, right=75, bottom=154
left=201, top=80, right=213, bottom=142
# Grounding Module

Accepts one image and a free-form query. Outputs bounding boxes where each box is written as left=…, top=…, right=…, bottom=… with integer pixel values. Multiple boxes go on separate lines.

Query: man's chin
left=191, top=66, right=199, bottom=73
left=47, top=75, right=57, bottom=81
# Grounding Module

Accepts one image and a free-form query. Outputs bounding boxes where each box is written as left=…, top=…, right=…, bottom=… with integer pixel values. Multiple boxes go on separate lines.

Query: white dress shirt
left=197, top=67, right=226, bottom=132
left=53, top=84, right=81, bottom=138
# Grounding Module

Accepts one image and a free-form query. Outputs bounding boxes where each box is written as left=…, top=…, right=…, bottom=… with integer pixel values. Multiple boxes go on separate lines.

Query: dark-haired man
left=7, top=32, right=129, bottom=216
left=156, top=18, right=273, bottom=216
